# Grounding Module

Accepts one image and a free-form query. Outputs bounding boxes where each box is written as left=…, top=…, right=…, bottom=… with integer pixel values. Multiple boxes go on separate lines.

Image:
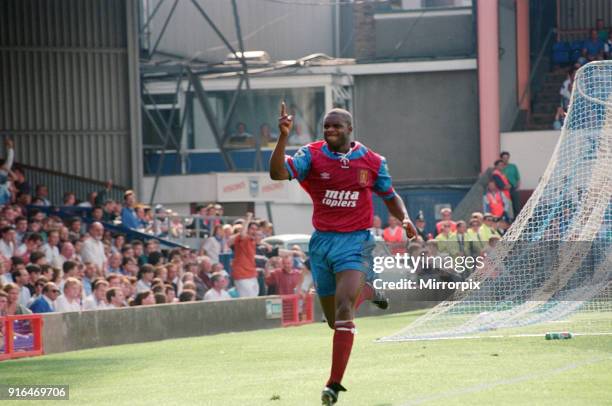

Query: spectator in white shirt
left=201, top=224, right=224, bottom=264
left=81, top=222, right=106, bottom=273
left=41, top=230, right=61, bottom=264
left=0, top=226, right=16, bottom=259
left=203, top=273, right=231, bottom=301
left=12, top=267, right=31, bottom=308
left=55, top=277, right=82, bottom=312
left=106, top=287, right=125, bottom=308
left=59, top=261, right=79, bottom=293
left=136, top=264, right=155, bottom=293
left=0, top=259, right=12, bottom=285
left=53, top=241, right=76, bottom=269
left=14, top=216, right=28, bottom=246
left=83, top=279, right=110, bottom=310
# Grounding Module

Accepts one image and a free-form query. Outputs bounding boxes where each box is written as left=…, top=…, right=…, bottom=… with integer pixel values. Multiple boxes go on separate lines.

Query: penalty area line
left=399, top=356, right=611, bottom=406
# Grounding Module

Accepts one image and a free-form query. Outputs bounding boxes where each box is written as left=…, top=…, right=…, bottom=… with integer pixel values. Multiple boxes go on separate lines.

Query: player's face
left=323, top=114, right=352, bottom=152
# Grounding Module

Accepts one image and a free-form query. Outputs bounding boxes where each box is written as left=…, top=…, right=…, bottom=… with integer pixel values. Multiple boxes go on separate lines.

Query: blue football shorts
left=308, top=230, right=376, bottom=297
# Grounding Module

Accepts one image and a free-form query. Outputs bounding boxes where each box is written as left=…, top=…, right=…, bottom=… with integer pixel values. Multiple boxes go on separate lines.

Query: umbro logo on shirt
left=321, top=172, right=331, bottom=180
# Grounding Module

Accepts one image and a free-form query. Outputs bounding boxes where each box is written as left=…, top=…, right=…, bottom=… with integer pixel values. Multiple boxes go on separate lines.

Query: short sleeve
left=373, top=157, right=396, bottom=200
left=284, top=146, right=312, bottom=181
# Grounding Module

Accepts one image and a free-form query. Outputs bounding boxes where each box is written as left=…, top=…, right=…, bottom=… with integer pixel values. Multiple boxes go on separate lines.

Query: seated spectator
left=169, top=213, right=184, bottom=238
left=259, top=123, right=278, bottom=147
left=77, top=191, right=98, bottom=208
left=164, top=284, right=178, bottom=303
left=228, top=122, right=254, bottom=146
left=583, top=29, right=604, bottom=61
left=0, top=260, right=11, bottom=285
left=41, top=230, right=60, bottom=264
left=59, top=260, right=79, bottom=293
left=81, top=262, right=97, bottom=296
left=15, top=233, right=43, bottom=263
left=14, top=216, right=28, bottom=246
left=106, top=287, right=125, bottom=308
left=12, top=266, right=31, bottom=307
left=131, top=290, right=156, bottom=306
left=62, top=191, right=77, bottom=206
left=106, top=252, right=123, bottom=275
left=55, top=277, right=82, bottom=312
left=29, top=282, right=60, bottom=313
left=435, top=208, right=457, bottom=235
left=83, top=279, right=109, bottom=310
left=25, top=264, right=42, bottom=295
left=53, top=241, right=74, bottom=269
left=136, top=264, right=155, bottom=293
left=154, top=292, right=166, bottom=304
left=34, top=184, right=51, bottom=206
left=27, top=275, right=47, bottom=305
left=0, top=226, right=16, bottom=258
left=265, top=255, right=303, bottom=295
left=178, top=289, right=196, bottom=302
left=3, top=282, right=32, bottom=315
left=203, top=273, right=231, bottom=301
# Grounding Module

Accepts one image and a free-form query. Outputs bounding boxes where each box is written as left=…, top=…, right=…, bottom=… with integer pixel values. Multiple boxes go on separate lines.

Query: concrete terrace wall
left=41, top=289, right=452, bottom=355
left=42, top=297, right=280, bottom=354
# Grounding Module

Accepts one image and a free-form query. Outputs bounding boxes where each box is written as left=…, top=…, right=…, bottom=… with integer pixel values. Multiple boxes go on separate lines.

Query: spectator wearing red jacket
left=265, top=255, right=303, bottom=295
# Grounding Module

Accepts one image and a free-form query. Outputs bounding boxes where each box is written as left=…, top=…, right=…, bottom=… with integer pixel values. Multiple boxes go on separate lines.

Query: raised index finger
left=280, top=101, right=286, bottom=117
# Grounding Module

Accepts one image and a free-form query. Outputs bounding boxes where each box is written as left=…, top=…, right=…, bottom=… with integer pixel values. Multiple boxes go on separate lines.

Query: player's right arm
left=269, top=102, right=293, bottom=180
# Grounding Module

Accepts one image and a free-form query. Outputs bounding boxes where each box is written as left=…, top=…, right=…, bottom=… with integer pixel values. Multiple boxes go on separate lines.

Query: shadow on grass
left=0, top=357, right=126, bottom=383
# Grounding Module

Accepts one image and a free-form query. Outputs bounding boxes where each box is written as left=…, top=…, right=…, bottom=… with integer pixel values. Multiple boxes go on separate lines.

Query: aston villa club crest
left=359, top=169, right=369, bottom=186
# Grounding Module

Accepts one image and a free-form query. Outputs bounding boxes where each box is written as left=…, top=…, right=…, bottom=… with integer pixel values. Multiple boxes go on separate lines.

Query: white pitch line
left=400, top=356, right=611, bottom=406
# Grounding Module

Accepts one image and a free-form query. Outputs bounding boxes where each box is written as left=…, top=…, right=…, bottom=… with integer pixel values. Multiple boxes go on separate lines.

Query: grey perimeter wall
left=354, top=70, right=480, bottom=183
left=0, top=0, right=140, bottom=186
left=375, top=10, right=475, bottom=60
left=42, top=290, right=451, bottom=355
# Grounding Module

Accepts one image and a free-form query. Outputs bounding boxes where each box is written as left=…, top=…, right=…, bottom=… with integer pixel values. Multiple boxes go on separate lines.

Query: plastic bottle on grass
left=545, top=332, right=573, bottom=340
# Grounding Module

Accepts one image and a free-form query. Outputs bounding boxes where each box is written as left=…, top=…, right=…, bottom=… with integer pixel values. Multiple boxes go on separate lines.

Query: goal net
left=380, top=61, right=612, bottom=341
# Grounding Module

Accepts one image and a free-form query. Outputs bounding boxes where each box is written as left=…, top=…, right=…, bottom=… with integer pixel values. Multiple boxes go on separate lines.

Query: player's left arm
left=373, top=157, right=417, bottom=239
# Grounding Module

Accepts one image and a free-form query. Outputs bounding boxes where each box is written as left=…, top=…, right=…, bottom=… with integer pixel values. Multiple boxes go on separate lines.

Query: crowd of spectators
left=373, top=153, right=521, bottom=280
left=0, top=141, right=313, bottom=323
left=553, top=18, right=612, bottom=129
left=0, top=133, right=521, bottom=326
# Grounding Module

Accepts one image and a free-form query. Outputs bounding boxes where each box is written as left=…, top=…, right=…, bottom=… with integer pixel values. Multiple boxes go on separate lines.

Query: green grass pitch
left=1, top=310, right=610, bottom=405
